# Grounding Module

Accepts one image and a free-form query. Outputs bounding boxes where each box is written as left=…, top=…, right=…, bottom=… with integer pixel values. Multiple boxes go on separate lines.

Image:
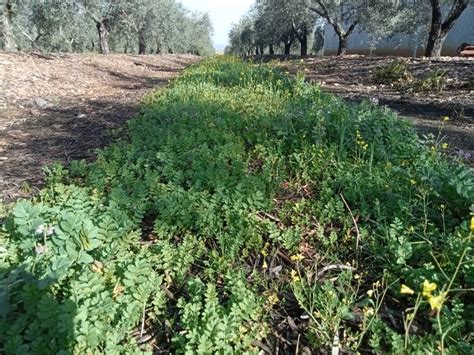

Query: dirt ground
left=0, top=52, right=200, bottom=201
left=268, top=55, right=473, bottom=164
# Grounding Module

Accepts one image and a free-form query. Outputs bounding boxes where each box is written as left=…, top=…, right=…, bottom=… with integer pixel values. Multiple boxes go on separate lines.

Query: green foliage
left=373, top=60, right=448, bottom=92
left=414, top=69, right=448, bottom=92
left=372, top=59, right=414, bottom=86
left=174, top=274, right=265, bottom=353
left=1, top=57, right=473, bottom=353
left=4, top=0, right=214, bottom=55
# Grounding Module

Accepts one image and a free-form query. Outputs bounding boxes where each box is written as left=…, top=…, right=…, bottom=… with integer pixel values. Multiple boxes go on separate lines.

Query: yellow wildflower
left=366, top=289, right=374, bottom=298
left=410, top=179, right=417, bottom=185
left=267, top=292, right=279, bottom=306
left=422, top=280, right=437, bottom=297
left=443, top=116, right=449, bottom=122
left=400, top=284, right=415, bottom=295
left=260, top=242, right=269, bottom=257
left=291, top=270, right=300, bottom=283
left=470, top=216, right=474, bottom=233
left=364, top=307, right=375, bottom=316
left=442, top=143, right=448, bottom=149
left=427, top=292, right=446, bottom=311
left=262, top=260, right=268, bottom=269
left=290, top=254, right=305, bottom=262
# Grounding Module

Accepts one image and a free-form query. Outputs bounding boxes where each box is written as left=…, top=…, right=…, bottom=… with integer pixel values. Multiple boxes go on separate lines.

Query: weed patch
left=373, top=59, right=447, bottom=92
left=1, top=57, right=473, bottom=353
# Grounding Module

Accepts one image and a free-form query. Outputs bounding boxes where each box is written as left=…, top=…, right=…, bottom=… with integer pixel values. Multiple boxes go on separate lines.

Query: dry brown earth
left=0, top=53, right=200, bottom=200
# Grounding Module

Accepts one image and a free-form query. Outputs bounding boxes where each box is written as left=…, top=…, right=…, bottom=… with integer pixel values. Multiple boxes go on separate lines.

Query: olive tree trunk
left=425, top=0, right=468, bottom=57
left=138, top=33, right=146, bottom=54
left=1, top=0, right=17, bottom=51
left=269, top=44, right=274, bottom=55
left=96, top=20, right=110, bottom=54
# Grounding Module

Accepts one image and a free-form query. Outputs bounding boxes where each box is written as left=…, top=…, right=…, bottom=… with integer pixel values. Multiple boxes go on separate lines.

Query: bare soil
left=0, top=52, right=200, bottom=201
left=266, top=55, right=474, bottom=165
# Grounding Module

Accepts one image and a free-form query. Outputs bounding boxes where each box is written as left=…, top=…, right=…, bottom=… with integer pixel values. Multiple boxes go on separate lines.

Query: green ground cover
left=1, top=57, right=473, bottom=354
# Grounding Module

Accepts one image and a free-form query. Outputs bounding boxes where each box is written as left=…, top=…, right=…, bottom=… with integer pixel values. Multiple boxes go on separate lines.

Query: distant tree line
left=226, top=0, right=471, bottom=57
left=0, top=0, right=215, bottom=55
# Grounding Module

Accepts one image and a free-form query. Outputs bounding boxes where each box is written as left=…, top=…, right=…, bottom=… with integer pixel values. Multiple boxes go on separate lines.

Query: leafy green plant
left=1, top=57, right=473, bottom=353
left=373, top=60, right=448, bottom=92
left=414, top=69, right=447, bottom=92
left=372, top=59, right=414, bottom=87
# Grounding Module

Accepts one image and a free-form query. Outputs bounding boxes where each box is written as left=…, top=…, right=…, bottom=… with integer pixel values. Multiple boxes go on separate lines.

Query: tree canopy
left=0, top=0, right=215, bottom=55
left=226, top=0, right=472, bottom=57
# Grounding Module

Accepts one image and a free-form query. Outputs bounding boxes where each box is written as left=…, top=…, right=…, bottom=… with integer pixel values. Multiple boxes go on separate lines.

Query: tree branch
left=441, top=0, right=469, bottom=33
left=345, top=21, right=358, bottom=37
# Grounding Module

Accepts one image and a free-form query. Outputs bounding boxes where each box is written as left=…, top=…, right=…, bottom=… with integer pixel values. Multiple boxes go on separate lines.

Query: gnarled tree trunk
left=1, top=0, right=17, bottom=51
left=314, top=23, right=325, bottom=56
left=138, top=32, right=146, bottom=54
left=269, top=44, right=274, bottom=55
left=282, top=31, right=295, bottom=55
left=337, top=35, right=348, bottom=56
left=96, top=20, right=110, bottom=54
left=292, top=23, right=308, bottom=56
left=334, top=22, right=357, bottom=56
left=425, top=0, right=468, bottom=57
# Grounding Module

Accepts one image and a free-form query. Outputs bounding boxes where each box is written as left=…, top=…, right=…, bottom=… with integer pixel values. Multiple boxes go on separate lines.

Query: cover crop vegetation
left=1, top=57, right=473, bottom=353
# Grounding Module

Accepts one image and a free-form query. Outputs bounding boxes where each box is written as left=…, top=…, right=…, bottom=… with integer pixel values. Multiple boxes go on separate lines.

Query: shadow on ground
left=0, top=98, right=138, bottom=201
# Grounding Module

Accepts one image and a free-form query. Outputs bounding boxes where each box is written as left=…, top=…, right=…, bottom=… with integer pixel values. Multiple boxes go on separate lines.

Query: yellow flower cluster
left=290, top=254, right=305, bottom=262
left=267, top=292, right=279, bottom=306
left=356, top=130, right=369, bottom=150
left=401, top=280, right=446, bottom=311
left=470, top=216, right=474, bottom=233
left=422, top=280, right=436, bottom=297
left=290, top=269, right=300, bottom=283
left=422, top=280, right=446, bottom=311
left=363, top=307, right=375, bottom=316
left=400, top=284, right=414, bottom=295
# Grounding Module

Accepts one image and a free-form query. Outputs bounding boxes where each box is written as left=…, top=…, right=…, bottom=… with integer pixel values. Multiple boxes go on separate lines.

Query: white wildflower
left=35, top=244, right=48, bottom=255
left=369, top=97, right=379, bottom=105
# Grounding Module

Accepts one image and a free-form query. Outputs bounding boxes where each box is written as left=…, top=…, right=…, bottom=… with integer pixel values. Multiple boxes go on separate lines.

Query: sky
left=179, top=0, right=254, bottom=48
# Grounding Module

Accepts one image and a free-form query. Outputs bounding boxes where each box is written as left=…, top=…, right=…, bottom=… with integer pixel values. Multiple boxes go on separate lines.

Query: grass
left=1, top=57, right=473, bottom=354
